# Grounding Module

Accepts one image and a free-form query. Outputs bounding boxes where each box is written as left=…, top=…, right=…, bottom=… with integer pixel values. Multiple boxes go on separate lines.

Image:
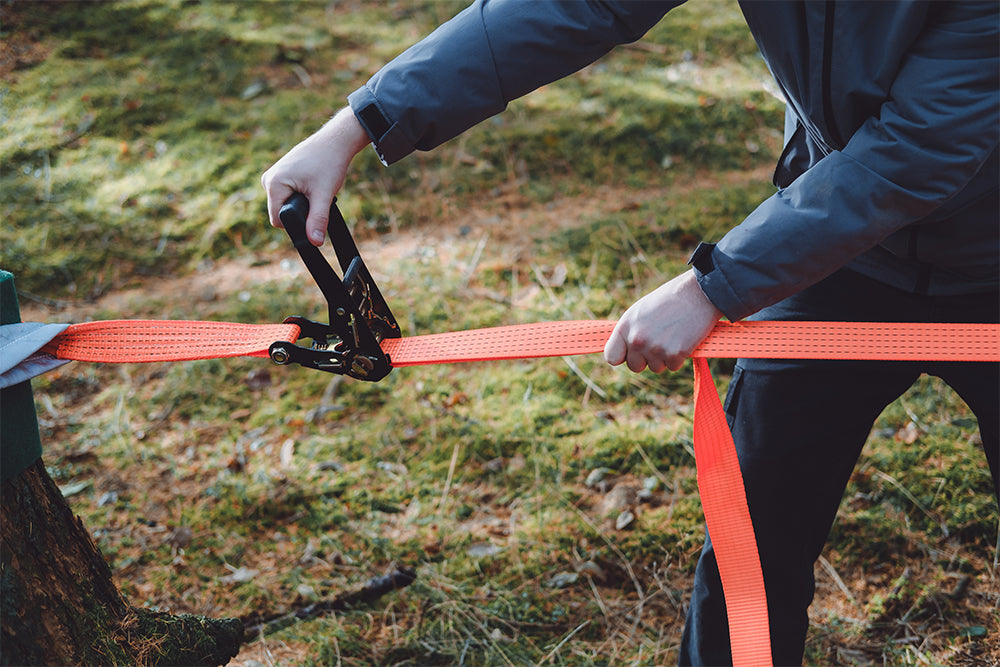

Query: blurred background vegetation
left=3, top=1, right=996, bottom=665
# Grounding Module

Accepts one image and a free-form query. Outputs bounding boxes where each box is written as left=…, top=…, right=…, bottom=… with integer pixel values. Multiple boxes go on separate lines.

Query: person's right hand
left=261, top=106, right=371, bottom=246
left=604, top=270, right=722, bottom=373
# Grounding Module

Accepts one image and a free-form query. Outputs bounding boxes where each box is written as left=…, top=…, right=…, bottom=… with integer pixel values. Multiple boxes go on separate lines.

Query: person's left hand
left=604, top=269, right=723, bottom=373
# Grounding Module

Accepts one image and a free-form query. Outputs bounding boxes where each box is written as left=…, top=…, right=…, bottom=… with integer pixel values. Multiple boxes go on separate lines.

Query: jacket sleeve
left=347, top=0, right=680, bottom=166
left=698, top=2, right=999, bottom=320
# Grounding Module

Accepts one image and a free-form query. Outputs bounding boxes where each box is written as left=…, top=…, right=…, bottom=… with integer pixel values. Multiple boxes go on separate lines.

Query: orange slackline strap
left=41, top=319, right=1000, bottom=365
left=386, top=319, right=998, bottom=667
left=38, top=318, right=1000, bottom=667
left=383, top=320, right=1000, bottom=365
left=40, top=320, right=301, bottom=363
left=382, top=320, right=616, bottom=365
left=692, top=356, right=771, bottom=666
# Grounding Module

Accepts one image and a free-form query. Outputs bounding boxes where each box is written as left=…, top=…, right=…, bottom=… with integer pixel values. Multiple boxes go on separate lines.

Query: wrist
left=687, top=242, right=744, bottom=321
left=681, top=269, right=723, bottom=321
left=319, top=107, right=370, bottom=158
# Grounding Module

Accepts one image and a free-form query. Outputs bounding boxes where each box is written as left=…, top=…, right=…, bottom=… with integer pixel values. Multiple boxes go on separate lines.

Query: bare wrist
left=320, top=107, right=371, bottom=157
left=683, top=269, right=724, bottom=320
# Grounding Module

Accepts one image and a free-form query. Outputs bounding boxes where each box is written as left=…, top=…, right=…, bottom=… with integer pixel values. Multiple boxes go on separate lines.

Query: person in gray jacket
left=262, top=1, right=998, bottom=664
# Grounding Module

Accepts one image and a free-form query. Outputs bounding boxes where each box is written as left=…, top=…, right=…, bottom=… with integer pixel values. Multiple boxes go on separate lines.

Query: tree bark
left=1, top=270, right=243, bottom=665
left=1, top=459, right=243, bottom=667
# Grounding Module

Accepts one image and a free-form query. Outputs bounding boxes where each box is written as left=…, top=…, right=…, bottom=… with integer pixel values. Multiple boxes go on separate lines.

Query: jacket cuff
left=347, top=86, right=415, bottom=166
left=688, top=242, right=751, bottom=322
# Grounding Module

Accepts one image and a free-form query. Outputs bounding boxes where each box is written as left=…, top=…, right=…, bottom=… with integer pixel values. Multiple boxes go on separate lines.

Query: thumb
left=603, top=322, right=628, bottom=366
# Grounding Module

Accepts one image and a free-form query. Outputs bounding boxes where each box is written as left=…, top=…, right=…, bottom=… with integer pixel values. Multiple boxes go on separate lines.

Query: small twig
left=585, top=573, right=610, bottom=620
left=290, top=63, right=312, bottom=87
left=623, top=41, right=668, bottom=55
left=890, top=567, right=913, bottom=599
left=461, top=232, right=489, bottom=287
left=243, top=567, right=417, bottom=637
left=436, top=442, right=461, bottom=518
left=260, top=633, right=277, bottom=667
left=529, top=262, right=608, bottom=397
left=58, top=112, right=95, bottom=148
left=308, top=375, right=345, bottom=422
left=561, top=356, right=607, bottom=399
left=634, top=442, right=673, bottom=492
left=331, top=634, right=342, bottom=667
left=898, top=397, right=930, bottom=433
left=14, top=289, right=81, bottom=310
left=873, top=469, right=948, bottom=537
left=530, top=263, right=574, bottom=319
left=992, top=514, right=1000, bottom=575
left=818, top=555, right=859, bottom=609
left=539, top=620, right=591, bottom=665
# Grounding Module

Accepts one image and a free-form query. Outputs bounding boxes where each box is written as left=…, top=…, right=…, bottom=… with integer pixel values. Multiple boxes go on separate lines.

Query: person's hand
left=604, top=270, right=723, bottom=373
left=261, top=107, right=371, bottom=246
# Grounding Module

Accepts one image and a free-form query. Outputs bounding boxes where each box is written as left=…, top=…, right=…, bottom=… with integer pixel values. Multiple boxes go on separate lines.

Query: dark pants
left=679, top=269, right=999, bottom=666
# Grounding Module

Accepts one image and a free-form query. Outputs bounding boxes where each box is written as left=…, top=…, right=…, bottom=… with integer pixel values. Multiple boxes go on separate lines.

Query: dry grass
left=7, top=1, right=997, bottom=665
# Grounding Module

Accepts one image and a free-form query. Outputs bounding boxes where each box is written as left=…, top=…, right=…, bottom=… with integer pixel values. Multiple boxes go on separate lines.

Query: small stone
left=576, top=560, right=607, bottom=583
left=466, top=542, right=502, bottom=558
left=585, top=467, right=614, bottom=487
left=546, top=572, right=579, bottom=589
left=296, top=583, right=318, bottom=600
left=97, top=491, right=119, bottom=507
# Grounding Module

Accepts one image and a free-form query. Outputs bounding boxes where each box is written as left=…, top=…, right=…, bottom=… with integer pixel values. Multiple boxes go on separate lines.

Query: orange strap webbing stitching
left=40, top=320, right=301, bottom=362
left=382, top=320, right=1000, bottom=364
left=39, top=319, right=1000, bottom=667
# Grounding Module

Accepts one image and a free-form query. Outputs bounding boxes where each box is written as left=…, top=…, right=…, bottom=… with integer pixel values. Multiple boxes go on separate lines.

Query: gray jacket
left=348, top=0, right=999, bottom=320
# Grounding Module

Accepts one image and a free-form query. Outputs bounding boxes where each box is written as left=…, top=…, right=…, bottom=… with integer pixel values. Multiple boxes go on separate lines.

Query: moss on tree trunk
left=1, top=460, right=243, bottom=666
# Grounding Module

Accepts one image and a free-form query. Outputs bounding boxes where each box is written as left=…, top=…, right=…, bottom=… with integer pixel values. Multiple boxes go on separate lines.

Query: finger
left=646, top=357, right=668, bottom=374
left=603, top=328, right=628, bottom=366
left=305, top=191, right=334, bottom=246
left=262, top=176, right=292, bottom=229
left=625, top=350, right=648, bottom=374
left=664, top=352, right=688, bottom=373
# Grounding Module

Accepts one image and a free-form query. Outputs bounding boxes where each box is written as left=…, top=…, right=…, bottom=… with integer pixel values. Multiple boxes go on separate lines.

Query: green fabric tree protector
left=1, top=271, right=43, bottom=482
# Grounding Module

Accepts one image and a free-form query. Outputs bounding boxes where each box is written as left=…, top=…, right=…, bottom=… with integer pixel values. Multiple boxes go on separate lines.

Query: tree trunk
left=1, top=271, right=243, bottom=666
left=1, top=460, right=243, bottom=666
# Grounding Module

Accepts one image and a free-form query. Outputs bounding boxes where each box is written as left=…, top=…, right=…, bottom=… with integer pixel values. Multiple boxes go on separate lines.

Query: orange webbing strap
left=381, top=320, right=617, bottom=365
left=383, top=320, right=1000, bottom=364
left=384, top=319, right=998, bottom=667
left=40, top=320, right=301, bottom=362
left=39, top=318, right=1000, bottom=667
left=42, top=319, right=1000, bottom=364
left=693, top=356, right=771, bottom=666
left=696, top=320, right=1000, bottom=361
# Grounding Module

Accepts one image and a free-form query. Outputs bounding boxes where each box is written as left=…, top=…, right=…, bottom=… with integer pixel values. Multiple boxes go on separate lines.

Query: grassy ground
left=4, top=1, right=998, bottom=665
